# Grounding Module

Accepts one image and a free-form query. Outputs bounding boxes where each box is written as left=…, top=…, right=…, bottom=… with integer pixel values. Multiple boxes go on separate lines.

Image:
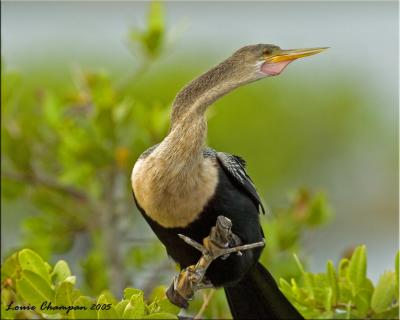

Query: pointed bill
left=266, top=47, right=329, bottom=63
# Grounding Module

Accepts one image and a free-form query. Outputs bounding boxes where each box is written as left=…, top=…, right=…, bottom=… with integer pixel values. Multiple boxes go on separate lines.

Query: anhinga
left=131, top=44, right=327, bottom=319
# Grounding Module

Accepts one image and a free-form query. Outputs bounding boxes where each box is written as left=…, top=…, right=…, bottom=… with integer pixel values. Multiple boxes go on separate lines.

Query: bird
left=131, top=44, right=327, bottom=319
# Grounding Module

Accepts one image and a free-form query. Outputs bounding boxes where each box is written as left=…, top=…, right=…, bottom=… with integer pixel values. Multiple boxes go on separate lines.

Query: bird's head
left=230, top=44, right=328, bottom=80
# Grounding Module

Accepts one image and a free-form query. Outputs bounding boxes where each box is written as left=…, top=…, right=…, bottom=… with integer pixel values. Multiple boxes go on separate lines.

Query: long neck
left=171, top=57, right=252, bottom=126
left=154, top=57, right=255, bottom=171
left=167, top=58, right=253, bottom=157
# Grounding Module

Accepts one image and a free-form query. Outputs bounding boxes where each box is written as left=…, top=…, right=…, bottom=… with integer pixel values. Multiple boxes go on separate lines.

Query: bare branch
left=194, top=289, right=215, bottom=320
left=167, top=216, right=265, bottom=308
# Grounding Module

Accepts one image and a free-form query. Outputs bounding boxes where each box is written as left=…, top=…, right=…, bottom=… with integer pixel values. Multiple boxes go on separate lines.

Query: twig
left=194, top=289, right=215, bottom=319
left=1, top=170, right=88, bottom=202
left=179, top=233, right=264, bottom=257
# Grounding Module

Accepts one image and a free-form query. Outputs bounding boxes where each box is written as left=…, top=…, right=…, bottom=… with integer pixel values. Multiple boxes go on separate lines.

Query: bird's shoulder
left=204, top=148, right=265, bottom=214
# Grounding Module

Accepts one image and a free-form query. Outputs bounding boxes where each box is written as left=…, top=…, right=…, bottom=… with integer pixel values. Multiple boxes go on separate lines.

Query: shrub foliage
left=1, top=246, right=398, bottom=319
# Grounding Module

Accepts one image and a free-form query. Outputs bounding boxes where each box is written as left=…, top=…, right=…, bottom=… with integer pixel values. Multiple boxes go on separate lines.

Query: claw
left=167, top=216, right=265, bottom=308
left=166, top=281, right=189, bottom=309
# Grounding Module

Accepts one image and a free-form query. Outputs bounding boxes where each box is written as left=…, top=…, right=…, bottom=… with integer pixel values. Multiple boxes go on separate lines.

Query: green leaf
left=18, top=249, right=51, bottom=284
left=354, top=279, right=373, bottom=318
left=64, top=276, right=77, bottom=285
left=130, top=1, right=165, bottom=58
left=99, top=289, right=118, bottom=305
left=326, top=260, right=339, bottom=305
left=55, top=281, right=80, bottom=318
left=156, top=299, right=180, bottom=315
left=97, top=294, right=119, bottom=319
left=371, top=271, right=396, bottom=313
left=279, top=278, right=296, bottom=301
left=44, top=262, right=52, bottom=274
left=323, top=287, right=332, bottom=311
left=148, top=286, right=180, bottom=315
left=55, top=281, right=76, bottom=305
left=124, top=288, right=144, bottom=300
left=16, top=270, right=55, bottom=308
left=123, top=293, right=146, bottom=319
left=115, top=299, right=129, bottom=317
left=289, top=278, right=303, bottom=302
left=347, top=245, right=367, bottom=294
left=338, top=258, right=350, bottom=278
left=144, top=1, right=164, bottom=57
left=73, top=296, right=97, bottom=320
left=51, top=260, right=72, bottom=284
left=148, top=1, right=164, bottom=32
left=149, top=285, right=167, bottom=302
left=1, top=252, right=20, bottom=281
left=306, top=192, right=332, bottom=226
left=337, top=280, right=353, bottom=309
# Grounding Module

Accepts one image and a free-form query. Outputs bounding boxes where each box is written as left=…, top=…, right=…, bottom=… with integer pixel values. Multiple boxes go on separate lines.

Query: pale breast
left=131, top=155, right=219, bottom=228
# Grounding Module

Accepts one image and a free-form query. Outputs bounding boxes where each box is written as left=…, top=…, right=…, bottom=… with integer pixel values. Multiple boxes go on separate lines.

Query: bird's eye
left=263, top=49, right=271, bottom=56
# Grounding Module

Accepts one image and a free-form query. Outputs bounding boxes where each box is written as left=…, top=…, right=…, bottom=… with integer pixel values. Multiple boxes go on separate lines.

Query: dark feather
left=225, top=262, right=304, bottom=319
left=216, top=152, right=265, bottom=214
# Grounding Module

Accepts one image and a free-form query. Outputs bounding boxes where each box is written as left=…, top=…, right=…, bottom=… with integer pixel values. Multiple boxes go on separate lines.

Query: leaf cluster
left=1, top=249, right=179, bottom=319
left=129, top=1, right=165, bottom=59
left=280, top=246, right=399, bottom=319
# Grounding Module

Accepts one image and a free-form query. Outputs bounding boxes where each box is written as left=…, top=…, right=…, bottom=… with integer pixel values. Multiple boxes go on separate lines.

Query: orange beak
left=266, top=47, right=329, bottom=63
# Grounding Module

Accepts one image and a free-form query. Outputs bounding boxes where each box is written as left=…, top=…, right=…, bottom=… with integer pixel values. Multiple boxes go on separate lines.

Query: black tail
left=224, top=262, right=303, bottom=319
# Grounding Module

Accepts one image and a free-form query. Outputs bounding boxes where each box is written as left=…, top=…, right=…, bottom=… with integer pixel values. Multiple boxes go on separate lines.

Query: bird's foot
left=166, top=216, right=265, bottom=308
left=179, top=215, right=265, bottom=262
left=166, top=266, right=213, bottom=308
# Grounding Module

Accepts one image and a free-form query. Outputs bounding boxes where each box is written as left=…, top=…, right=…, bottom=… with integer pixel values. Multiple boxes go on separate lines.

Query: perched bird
left=131, top=44, right=327, bottom=319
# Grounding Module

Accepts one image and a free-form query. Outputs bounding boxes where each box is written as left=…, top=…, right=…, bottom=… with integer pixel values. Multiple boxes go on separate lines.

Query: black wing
left=216, top=152, right=265, bottom=214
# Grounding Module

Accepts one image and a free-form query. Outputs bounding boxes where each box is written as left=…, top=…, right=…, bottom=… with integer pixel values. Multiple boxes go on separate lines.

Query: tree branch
left=194, top=289, right=215, bottom=319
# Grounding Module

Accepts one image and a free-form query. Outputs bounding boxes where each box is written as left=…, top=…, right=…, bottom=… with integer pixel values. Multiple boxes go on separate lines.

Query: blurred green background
left=1, top=1, right=398, bottom=318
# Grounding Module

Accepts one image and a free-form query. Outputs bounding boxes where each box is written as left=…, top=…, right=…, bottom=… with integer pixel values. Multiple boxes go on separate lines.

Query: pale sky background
left=2, top=1, right=398, bottom=280
left=2, top=1, right=398, bottom=105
